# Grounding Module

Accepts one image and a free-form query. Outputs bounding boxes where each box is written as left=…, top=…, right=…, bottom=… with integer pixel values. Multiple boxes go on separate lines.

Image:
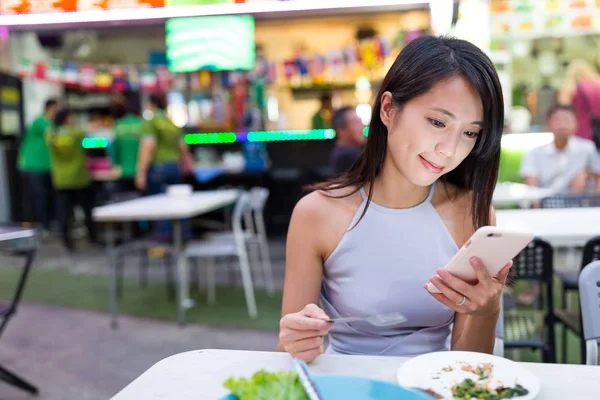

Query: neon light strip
left=82, top=137, right=110, bottom=148
left=0, top=0, right=429, bottom=26
left=83, top=128, right=364, bottom=148
left=185, top=132, right=237, bottom=144
left=184, top=129, right=336, bottom=144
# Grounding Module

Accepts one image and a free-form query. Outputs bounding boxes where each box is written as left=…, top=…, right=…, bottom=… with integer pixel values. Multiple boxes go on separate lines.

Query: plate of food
left=396, top=351, right=540, bottom=400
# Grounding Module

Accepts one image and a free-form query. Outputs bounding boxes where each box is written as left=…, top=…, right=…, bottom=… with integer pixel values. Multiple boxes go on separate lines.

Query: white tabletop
left=111, top=349, right=600, bottom=400
left=496, top=207, right=600, bottom=247
left=93, top=189, right=239, bottom=222
left=492, top=182, right=552, bottom=207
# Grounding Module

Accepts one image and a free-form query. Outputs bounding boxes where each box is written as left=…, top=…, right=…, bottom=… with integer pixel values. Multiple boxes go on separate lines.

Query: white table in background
left=93, top=189, right=239, bottom=327
left=111, top=349, right=600, bottom=400
left=496, top=207, right=600, bottom=247
left=492, top=182, right=552, bottom=208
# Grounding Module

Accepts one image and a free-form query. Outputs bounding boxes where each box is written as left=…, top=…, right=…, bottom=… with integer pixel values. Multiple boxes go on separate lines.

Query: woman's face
left=380, top=76, right=484, bottom=187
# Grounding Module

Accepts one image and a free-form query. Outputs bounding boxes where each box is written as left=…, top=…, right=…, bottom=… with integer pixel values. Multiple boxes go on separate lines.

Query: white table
left=496, top=207, right=600, bottom=247
left=93, top=189, right=239, bottom=327
left=111, top=349, right=600, bottom=400
left=492, top=182, right=552, bottom=208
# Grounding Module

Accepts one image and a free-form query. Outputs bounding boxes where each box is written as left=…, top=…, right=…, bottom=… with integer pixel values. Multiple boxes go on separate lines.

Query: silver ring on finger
left=456, top=296, right=466, bottom=306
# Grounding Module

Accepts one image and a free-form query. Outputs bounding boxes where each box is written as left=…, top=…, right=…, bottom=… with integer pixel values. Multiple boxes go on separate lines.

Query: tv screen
left=165, top=15, right=255, bottom=72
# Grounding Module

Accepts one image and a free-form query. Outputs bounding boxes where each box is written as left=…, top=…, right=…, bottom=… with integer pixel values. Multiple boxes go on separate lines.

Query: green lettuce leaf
left=224, top=370, right=310, bottom=400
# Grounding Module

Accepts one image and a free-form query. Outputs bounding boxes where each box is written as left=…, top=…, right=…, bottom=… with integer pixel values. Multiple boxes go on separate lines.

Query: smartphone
left=427, top=226, right=534, bottom=293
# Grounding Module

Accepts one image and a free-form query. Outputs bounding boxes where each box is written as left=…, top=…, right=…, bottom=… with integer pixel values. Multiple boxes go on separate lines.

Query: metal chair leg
left=207, top=257, right=216, bottom=305
left=189, top=258, right=201, bottom=293
left=139, top=249, right=149, bottom=289
left=255, top=213, right=275, bottom=295
left=165, top=253, right=175, bottom=301
left=0, top=364, right=38, bottom=395
left=116, top=253, right=124, bottom=299
left=236, top=243, right=257, bottom=318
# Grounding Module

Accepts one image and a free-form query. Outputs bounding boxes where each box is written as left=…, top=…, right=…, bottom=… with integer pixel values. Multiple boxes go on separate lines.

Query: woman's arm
left=135, top=138, right=156, bottom=190
left=275, top=194, right=327, bottom=353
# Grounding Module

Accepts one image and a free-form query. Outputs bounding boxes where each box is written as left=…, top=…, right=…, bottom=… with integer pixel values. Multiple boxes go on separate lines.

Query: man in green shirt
left=46, top=109, right=97, bottom=251
left=18, top=98, right=57, bottom=231
left=311, top=93, right=333, bottom=129
left=135, top=93, right=193, bottom=239
left=135, top=93, right=192, bottom=193
left=110, top=105, right=143, bottom=186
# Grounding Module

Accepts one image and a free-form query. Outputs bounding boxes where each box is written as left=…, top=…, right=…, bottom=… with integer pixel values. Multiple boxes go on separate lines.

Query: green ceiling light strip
left=363, top=126, right=369, bottom=136
left=184, top=132, right=237, bottom=144
left=247, top=129, right=335, bottom=142
left=82, top=137, right=110, bottom=149
left=82, top=128, right=356, bottom=148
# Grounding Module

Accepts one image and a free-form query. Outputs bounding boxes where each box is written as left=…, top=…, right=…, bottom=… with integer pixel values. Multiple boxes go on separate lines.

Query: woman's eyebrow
left=431, top=107, right=483, bottom=127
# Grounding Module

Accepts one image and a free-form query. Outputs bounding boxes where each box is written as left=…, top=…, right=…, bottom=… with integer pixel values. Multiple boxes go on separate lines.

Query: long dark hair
left=312, top=36, right=504, bottom=230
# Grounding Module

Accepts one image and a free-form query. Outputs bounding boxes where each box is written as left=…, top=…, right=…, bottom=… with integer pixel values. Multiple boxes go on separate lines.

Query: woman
left=558, top=58, right=600, bottom=145
left=46, top=109, right=97, bottom=251
left=277, top=36, right=510, bottom=362
left=135, top=93, right=193, bottom=238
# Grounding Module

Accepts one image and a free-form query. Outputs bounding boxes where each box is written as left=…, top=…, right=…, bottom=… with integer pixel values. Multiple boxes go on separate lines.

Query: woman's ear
left=380, top=91, right=395, bottom=128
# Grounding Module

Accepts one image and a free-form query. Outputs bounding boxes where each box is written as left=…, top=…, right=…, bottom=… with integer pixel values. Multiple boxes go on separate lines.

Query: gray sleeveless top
left=320, top=183, right=459, bottom=357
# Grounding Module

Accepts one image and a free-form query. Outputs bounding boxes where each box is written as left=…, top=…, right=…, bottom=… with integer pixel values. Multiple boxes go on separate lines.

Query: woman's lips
left=419, top=155, right=444, bottom=174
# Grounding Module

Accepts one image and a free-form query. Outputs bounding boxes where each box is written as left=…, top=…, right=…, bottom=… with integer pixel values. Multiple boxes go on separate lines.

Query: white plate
left=396, top=351, right=540, bottom=400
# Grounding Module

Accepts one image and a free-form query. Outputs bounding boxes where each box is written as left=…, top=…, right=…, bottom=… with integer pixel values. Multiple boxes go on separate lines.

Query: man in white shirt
left=520, top=105, right=600, bottom=193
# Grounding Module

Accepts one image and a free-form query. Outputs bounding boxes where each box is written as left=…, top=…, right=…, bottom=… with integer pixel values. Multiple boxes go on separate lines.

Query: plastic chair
left=540, top=194, right=600, bottom=296
left=208, top=187, right=275, bottom=295
left=184, top=192, right=258, bottom=318
left=504, top=238, right=556, bottom=363
left=555, top=237, right=600, bottom=363
left=578, top=261, right=600, bottom=365
left=494, top=297, right=505, bottom=358
left=540, top=193, right=600, bottom=209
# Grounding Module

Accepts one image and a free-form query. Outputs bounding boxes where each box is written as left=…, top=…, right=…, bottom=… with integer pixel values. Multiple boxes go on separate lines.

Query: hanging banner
left=490, top=0, right=600, bottom=39
left=79, top=64, right=96, bottom=90
left=95, top=66, right=113, bottom=91
left=63, top=62, right=80, bottom=87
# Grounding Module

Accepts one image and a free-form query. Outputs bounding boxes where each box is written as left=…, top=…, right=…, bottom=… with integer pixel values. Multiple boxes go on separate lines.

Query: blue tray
left=221, top=374, right=433, bottom=400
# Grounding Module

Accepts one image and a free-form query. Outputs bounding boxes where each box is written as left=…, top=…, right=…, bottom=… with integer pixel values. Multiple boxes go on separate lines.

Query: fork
left=326, top=312, right=407, bottom=327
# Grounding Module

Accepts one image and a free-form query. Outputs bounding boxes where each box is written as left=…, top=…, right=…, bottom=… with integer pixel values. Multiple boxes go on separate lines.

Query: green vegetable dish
left=224, top=370, right=309, bottom=400
left=452, top=378, right=529, bottom=400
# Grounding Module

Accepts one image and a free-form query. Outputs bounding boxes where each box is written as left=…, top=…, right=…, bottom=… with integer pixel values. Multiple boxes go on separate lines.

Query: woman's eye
left=429, top=119, right=445, bottom=128
left=464, top=130, right=480, bottom=138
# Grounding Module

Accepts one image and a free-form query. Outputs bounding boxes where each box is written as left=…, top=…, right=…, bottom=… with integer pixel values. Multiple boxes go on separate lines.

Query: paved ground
left=0, top=304, right=279, bottom=400
left=0, top=235, right=286, bottom=400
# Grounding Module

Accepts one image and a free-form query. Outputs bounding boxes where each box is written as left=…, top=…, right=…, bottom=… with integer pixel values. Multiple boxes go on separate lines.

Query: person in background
left=329, top=106, right=366, bottom=175
left=18, top=98, right=58, bottom=233
left=311, top=93, right=333, bottom=129
left=46, top=109, right=97, bottom=252
left=110, top=97, right=143, bottom=191
left=520, top=105, right=600, bottom=194
left=135, top=93, right=194, bottom=239
left=559, top=59, right=600, bottom=146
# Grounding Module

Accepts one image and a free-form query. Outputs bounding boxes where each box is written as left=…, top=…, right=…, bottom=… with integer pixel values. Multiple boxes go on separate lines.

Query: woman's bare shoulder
left=290, top=186, right=364, bottom=257
left=292, top=185, right=363, bottom=222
